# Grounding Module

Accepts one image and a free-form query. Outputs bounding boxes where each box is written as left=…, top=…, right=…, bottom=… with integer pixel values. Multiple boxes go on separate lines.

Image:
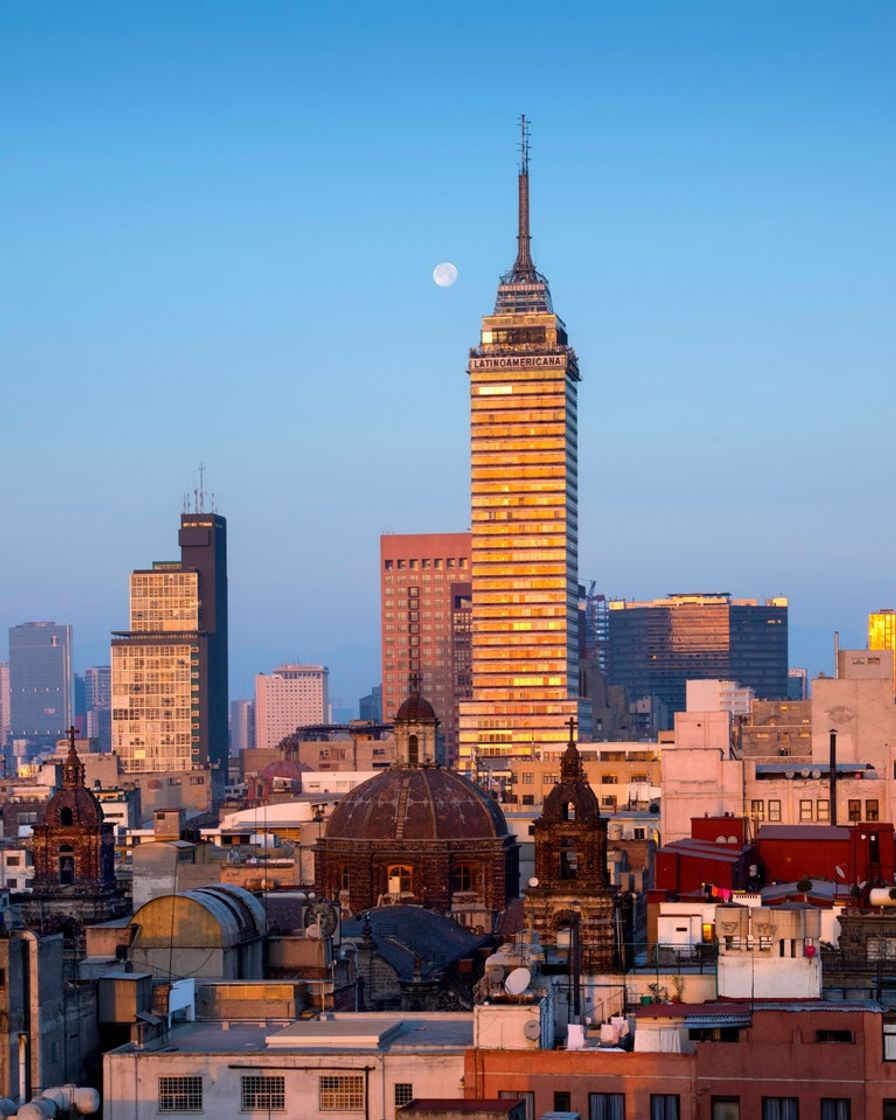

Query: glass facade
left=8, top=622, right=73, bottom=747
left=607, top=594, right=789, bottom=725
left=869, top=611, right=896, bottom=654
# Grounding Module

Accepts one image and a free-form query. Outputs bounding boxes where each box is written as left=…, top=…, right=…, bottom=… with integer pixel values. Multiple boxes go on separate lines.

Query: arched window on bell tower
left=59, top=844, right=76, bottom=885
left=559, top=837, right=578, bottom=880
left=60, top=807, right=74, bottom=827
left=407, top=735, right=419, bottom=767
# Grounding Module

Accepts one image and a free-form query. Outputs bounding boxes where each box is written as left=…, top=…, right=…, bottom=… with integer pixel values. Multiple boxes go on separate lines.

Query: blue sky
left=2, top=2, right=895, bottom=709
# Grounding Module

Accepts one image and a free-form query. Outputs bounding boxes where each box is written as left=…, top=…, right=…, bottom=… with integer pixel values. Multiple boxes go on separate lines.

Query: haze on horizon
left=2, top=1, right=894, bottom=709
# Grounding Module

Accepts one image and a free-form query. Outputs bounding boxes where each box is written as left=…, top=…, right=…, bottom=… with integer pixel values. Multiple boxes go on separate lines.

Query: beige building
left=508, top=742, right=660, bottom=816
left=255, top=664, right=329, bottom=749
left=661, top=649, right=896, bottom=842
left=112, top=565, right=199, bottom=773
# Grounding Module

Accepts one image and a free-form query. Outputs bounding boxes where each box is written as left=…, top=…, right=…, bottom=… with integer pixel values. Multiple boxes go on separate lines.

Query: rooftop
left=122, top=1013, right=474, bottom=1055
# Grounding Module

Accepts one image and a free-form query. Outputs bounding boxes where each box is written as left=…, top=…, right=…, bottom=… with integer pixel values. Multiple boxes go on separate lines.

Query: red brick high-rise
left=380, top=532, right=471, bottom=764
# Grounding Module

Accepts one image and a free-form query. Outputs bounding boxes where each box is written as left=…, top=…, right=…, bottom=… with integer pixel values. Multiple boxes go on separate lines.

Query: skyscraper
left=8, top=622, right=73, bottom=750
left=83, top=665, right=112, bottom=751
left=111, top=510, right=228, bottom=775
left=254, top=664, right=328, bottom=749
left=229, top=699, right=255, bottom=754
left=380, top=532, right=471, bottom=763
left=0, top=662, right=9, bottom=748
left=607, top=592, right=789, bottom=724
left=458, top=119, right=581, bottom=776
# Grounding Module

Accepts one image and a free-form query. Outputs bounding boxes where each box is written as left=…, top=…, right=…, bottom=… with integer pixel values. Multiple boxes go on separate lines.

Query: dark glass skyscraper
left=8, top=621, right=73, bottom=748
left=607, top=593, right=788, bottom=724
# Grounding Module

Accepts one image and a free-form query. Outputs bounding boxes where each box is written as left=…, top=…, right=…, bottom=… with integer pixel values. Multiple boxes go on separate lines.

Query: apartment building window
left=394, top=1083, right=414, bottom=1114
left=883, top=1102, right=896, bottom=1120
left=848, top=800, right=861, bottom=822
left=241, top=1075, right=285, bottom=1111
left=884, top=1020, right=896, bottom=1059
left=820, top=1101, right=850, bottom=1120
left=554, top=1092, right=571, bottom=1112
left=320, top=1075, right=365, bottom=1111
left=768, top=800, right=782, bottom=822
left=521, top=772, right=534, bottom=784
left=762, top=1099, right=798, bottom=1119
left=866, top=800, right=880, bottom=822
left=816, top=1030, right=854, bottom=1043
left=799, top=800, right=813, bottom=822
left=750, top=800, right=764, bottom=820
left=158, top=1076, right=203, bottom=1112
left=589, top=1094, right=625, bottom=1120
left=816, top=799, right=830, bottom=822
left=711, top=1100, right=740, bottom=1120
left=650, top=1095, right=679, bottom=1120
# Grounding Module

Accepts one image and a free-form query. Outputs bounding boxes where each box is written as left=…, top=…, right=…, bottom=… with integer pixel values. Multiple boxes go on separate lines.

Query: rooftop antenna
left=513, top=114, right=536, bottom=281
left=198, top=463, right=206, bottom=514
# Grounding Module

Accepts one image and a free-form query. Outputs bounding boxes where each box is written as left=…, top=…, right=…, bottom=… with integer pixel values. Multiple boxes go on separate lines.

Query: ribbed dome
left=325, top=767, right=508, bottom=842
left=394, top=693, right=437, bottom=723
left=42, top=784, right=105, bottom=828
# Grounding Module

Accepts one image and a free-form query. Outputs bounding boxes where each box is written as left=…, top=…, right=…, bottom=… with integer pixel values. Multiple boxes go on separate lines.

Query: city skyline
left=4, top=3, right=895, bottom=707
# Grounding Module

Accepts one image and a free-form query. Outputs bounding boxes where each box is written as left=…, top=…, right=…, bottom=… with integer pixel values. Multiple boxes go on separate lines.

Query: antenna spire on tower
left=512, top=114, right=536, bottom=281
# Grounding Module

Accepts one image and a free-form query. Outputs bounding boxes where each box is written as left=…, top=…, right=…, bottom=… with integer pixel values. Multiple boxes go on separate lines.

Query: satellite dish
left=523, top=1020, right=541, bottom=1041
left=835, top=866, right=846, bottom=879
left=785, top=770, right=796, bottom=779
left=801, top=768, right=811, bottom=778
left=504, top=967, right=531, bottom=996
left=528, top=877, right=539, bottom=888
left=304, top=901, right=337, bottom=939
left=811, top=770, right=821, bottom=779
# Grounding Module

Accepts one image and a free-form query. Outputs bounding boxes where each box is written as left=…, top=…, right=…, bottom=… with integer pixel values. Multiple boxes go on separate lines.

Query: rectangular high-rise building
left=8, top=622, right=72, bottom=749
left=607, top=593, right=789, bottom=725
left=230, top=699, right=255, bottom=754
left=84, top=665, right=112, bottom=751
left=458, top=120, right=580, bottom=775
left=254, top=665, right=328, bottom=749
left=0, top=662, right=9, bottom=747
left=869, top=610, right=896, bottom=655
left=112, top=512, right=228, bottom=774
left=380, top=532, right=471, bottom=763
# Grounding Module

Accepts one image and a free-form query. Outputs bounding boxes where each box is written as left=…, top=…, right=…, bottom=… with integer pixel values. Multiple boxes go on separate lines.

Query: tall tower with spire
left=458, top=117, right=581, bottom=777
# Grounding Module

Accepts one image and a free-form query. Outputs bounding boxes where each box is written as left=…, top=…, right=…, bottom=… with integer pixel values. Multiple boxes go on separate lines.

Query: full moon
left=433, top=261, right=458, bottom=288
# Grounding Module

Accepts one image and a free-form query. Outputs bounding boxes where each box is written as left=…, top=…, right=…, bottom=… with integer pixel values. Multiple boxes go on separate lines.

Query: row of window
left=158, top=1074, right=413, bottom=1113
left=383, top=558, right=467, bottom=570
left=749, top=799, right=879, bottom=822
left=509, top=1091, right=863, bottom=1120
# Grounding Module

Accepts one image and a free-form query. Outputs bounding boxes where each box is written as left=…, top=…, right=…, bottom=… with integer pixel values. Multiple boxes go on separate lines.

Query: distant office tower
left=0, top=662, right=9, bottom=747
left=8, top=622, right=73, bottom=749
left=84, top=666, right=112, bottom=751
left=458, top=120, right=581, bottom=775
left=112, top=510, right=228, bottom=773
left=230, top=699, right=255, bottom=754
left=255, top=665, right=328, bottom=750
left=380, top=533, right=471, bottom=763
left=359, top=685, right=382, bottom=723
left=787, top=667, right=808, bottom=702
left=869, top=610, right=896, bottom=655
left=607, top=593, right=788, bottom=725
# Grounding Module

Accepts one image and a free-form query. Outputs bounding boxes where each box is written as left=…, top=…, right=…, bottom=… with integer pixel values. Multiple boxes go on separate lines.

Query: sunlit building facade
left=255, top=664, right=329, bottom=749
left=458, top=121, right=580, bottom=775
left=869, top=610, right=896, bottom=655
left=112, top=513, right=228, bottom=774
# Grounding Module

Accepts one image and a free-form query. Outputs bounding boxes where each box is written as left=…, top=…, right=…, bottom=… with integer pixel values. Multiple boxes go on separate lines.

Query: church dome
left=325, top=766, right=509, bottom=843
left=42, top=784, right=105, bottom=829
left=394, top=693, right=437, bottom=723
